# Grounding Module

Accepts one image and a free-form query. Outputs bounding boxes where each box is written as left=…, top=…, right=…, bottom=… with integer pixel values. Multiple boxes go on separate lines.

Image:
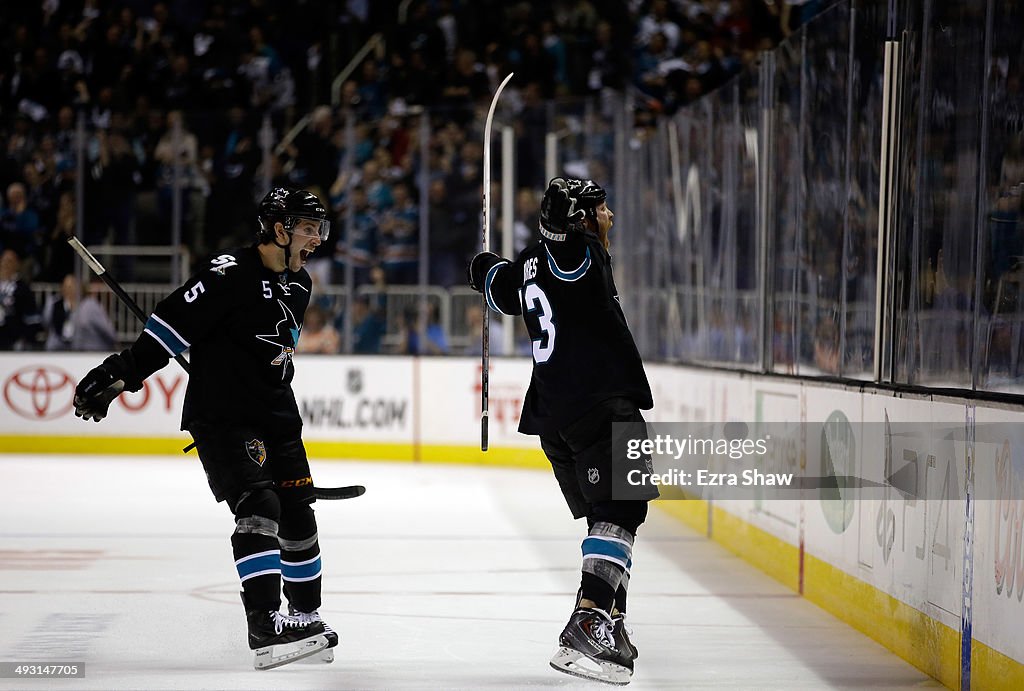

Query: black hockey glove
left=74, top=351, right=143, bottom=422
left=539, top=177, right=585, bottom=239
left=468, top=251, right=504, bottom=292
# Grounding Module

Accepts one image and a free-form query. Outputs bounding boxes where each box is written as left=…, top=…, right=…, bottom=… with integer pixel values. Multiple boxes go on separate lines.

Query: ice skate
left=246, top=608, right=328, bottom=670
left=613, top=613, right=638, bottom=662
left=550, top=607, right=633, bottom=685
left=289, top=606, right=338, bottom=663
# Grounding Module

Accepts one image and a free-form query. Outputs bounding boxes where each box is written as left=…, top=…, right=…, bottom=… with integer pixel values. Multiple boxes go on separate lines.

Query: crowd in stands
left=0, top=0, right=817, bottom=352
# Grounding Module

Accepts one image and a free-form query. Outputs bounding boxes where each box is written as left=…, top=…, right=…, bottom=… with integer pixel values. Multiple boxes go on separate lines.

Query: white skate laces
left=270, top=611, right=304, bottom=635
left=292, top=610, right=322, bottom=625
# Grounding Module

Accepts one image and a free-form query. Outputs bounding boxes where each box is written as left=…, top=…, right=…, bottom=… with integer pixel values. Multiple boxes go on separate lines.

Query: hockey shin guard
left=233, top=515, right=282, bottom=612
left=580, top=522, right=634, bottom=612
left=280, top=504, right=322, bottom=612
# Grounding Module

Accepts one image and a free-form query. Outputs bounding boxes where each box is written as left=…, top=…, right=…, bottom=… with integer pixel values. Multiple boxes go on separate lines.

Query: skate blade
left=253, top=634, right=329, bottom=670
left=549, top=646, right=632, bottom=686
left=296, top=647, right=335, bottom=664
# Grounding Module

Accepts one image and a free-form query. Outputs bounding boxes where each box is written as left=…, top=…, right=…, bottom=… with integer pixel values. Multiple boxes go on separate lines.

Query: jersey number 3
left=522, top=283, right=555, bottom=363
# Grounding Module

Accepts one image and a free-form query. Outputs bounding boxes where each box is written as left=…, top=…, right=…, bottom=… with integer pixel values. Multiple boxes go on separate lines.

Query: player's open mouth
left=299, top=249, right=312, bottom=262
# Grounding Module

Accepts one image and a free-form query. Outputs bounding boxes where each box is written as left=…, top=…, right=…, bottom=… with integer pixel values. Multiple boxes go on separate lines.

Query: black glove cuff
left=103, top=350, right=144, bottom=393
left=469, top=251, right=505, bottom=292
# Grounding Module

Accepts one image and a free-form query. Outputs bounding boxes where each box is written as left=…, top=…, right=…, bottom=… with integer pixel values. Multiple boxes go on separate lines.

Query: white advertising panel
left=291, top=355, right=414, bottom=443
left=418, top=357, right=534, bottom=447
left=0, top=352, right=186, bottom=437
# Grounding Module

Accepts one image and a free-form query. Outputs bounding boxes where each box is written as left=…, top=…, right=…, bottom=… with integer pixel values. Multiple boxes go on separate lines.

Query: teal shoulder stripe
left=546, top=246, right=591, bottom=281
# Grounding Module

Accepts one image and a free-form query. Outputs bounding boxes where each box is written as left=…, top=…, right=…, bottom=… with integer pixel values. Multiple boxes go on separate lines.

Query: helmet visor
left=290, top=216, right=331, bottom=243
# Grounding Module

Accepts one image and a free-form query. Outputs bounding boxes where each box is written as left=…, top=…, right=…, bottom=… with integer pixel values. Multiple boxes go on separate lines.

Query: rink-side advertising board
left=0, top=353, right=543, bottom=465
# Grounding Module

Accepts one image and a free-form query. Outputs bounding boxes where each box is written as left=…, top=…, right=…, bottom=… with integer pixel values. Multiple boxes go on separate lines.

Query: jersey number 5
left=522, top=283, right=555, bottom=363
left=184, top=282, right=205, bottom=303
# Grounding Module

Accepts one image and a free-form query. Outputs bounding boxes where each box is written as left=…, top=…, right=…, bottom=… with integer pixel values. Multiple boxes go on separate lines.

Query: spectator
left=423, top=301, right=449, bottom=355
left=427, top=177, right=462, bottom=287
left=395, top=305, right=421, bottom=354
left=510, top=32, right=557, bottom=99
left=42, top=273, right=79, bottom=351
left=1, top=182, right=41, bottom=265
left=585, top=21, right=628, bottom=92
left=351, top=294, right=385, bottom=354
left=361, top=159, right=394, bottom=211
left=95, top=129, right=139, bottom=276
left=40, top=191, right=76, bottom=282
left=297, top=303, right=341, bottom=354
left=540, top=19, right=569, bottom=95
left=153, top=110, right=199, bottom=244
left=43, top=274, right=118, bottom=351
left=0, top=248, right=41, bottom=350
left=289, top=105, right=338, bottom=190
left=379, top=181, right=418, bottom=284
left=332, top=186, right=378, bottom=286
left=636, top=0, right=682, bottom=53
left=464, top=302, right=506, bottom=356
left=440, top=48, right=489, bottom=124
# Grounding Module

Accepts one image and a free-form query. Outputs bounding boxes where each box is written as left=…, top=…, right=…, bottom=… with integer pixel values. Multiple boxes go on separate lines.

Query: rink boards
left=1, top=352, right=1022, bottom=689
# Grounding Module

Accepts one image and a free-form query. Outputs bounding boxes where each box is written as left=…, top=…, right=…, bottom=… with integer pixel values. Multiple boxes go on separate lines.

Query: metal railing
left=275, top=33, right=385, bottom=158
left=30, top=283, right=496, bottom=355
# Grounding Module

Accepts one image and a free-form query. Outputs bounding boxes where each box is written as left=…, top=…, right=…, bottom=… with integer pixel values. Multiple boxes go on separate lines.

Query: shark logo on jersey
left=209, top=254, right=238, bottom=275
left=255, top=299, right=301, bottom=376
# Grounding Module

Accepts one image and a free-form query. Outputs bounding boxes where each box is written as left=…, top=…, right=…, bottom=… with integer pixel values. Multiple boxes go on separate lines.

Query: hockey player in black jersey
left=468, top=177, right=658, bottom=685
left=72, top=188, right=338, bottom=670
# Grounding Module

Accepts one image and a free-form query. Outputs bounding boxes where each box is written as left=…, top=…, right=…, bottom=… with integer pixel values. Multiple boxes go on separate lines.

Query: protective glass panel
left=893, top=0, right=987, bottom=387
left=978, top=0, right=1024, bottom=392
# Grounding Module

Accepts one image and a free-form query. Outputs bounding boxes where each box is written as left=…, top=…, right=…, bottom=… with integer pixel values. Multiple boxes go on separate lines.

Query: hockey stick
left=67, top=237, right=365, bottom=501
left=68, top=237, right=192, bottom=374
left=480, top=71, right=514, bottom=452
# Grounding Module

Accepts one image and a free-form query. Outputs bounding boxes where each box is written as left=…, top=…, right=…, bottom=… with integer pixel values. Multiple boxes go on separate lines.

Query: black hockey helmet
left=564, top=178, right=607, bottom=221
left=257, top=187, right=330, bottom=244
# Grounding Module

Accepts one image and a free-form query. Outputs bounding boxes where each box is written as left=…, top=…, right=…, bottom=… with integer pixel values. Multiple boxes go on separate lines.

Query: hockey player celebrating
left=73, top=187, right=339, bottom=670
left=468, top=177, right=658, bottom=685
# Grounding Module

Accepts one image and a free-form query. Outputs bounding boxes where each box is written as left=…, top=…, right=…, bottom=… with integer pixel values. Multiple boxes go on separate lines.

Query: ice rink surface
left=0, top=455, right=939, bottom=690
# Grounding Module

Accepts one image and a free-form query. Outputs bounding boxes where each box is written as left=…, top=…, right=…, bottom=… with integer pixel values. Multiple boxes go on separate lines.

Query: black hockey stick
left=67, top=237, right=365, bottom=501
left=479, top=72, right=514, bottom=452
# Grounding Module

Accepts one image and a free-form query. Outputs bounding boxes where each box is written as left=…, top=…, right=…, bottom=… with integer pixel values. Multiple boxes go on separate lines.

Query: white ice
left=0, top=455, right=938, bottom=690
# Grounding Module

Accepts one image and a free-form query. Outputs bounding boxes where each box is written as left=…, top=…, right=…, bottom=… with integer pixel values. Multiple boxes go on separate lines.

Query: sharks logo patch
left=255, top=299, right=301, bottom=376
left=245, top=438, right=267, bottom=466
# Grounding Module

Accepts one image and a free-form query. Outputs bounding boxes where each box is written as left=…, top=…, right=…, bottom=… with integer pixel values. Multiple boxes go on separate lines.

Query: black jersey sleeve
left=127, top=256, right=239, bottom=381
left=482, top=259, right=523, bottom=316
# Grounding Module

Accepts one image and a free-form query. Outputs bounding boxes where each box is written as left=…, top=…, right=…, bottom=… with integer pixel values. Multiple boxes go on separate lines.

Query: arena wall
left=1, top=352, right=1022, bottom=689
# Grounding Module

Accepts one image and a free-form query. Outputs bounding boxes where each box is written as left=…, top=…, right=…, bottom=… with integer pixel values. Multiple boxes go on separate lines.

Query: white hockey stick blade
left=549, top=646, right=632, bottom=686
left=253, top=634, right=329, bottom=670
